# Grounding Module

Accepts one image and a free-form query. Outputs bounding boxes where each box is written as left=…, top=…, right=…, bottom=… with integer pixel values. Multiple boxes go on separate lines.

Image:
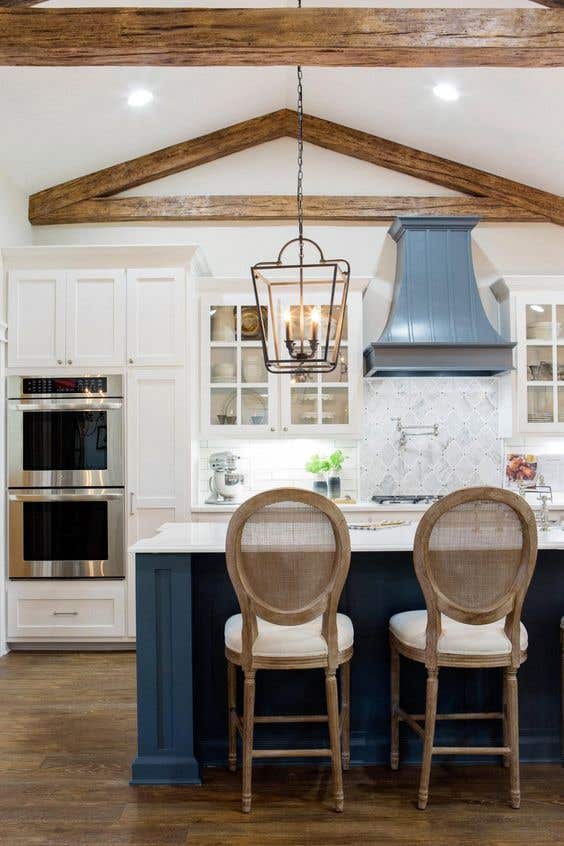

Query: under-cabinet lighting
left=530, top=305, right=545, bottom=313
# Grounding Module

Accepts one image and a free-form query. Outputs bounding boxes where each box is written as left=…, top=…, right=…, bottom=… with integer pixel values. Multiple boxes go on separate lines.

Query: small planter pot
left=312, top=475, right=328, bottom=496
left=328, top=475, right=341, bottom=500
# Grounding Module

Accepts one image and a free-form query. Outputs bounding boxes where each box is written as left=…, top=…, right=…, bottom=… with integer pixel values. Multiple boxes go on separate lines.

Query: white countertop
left=130, top=520, right=564, bottom=555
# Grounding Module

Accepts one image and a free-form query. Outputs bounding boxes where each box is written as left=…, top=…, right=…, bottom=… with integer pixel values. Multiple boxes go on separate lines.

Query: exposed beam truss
left=29, top=110, right=564, bottom=227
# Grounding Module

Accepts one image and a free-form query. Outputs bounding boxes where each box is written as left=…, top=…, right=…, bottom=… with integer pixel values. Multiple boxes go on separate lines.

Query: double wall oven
left=8, top=376, right=125, bottom=578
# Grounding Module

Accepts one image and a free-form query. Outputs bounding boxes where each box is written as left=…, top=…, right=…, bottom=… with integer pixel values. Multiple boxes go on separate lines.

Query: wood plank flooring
left=0, top=651, right=562, bottom=846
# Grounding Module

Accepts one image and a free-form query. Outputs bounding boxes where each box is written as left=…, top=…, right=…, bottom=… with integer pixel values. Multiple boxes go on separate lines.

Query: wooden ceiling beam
left=0, top=1, right=46, bottom=7
left=0, top=8, right=562, bottom=68
left=29, top=110, right=289, bottom=218
left=29, top=195, right=544, bottom=226
left=530, top=2, right=564, bottom=9
left=291, top=112, right=564, bottom=226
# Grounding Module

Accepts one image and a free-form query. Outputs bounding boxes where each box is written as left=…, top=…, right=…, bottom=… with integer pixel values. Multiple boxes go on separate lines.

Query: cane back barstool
left=224, top=488, right=353, bottom=813
left=389, top=487, right=538, bottom=809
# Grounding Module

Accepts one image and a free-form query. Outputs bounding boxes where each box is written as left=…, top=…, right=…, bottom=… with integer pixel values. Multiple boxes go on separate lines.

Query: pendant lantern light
left=250, top=23, right=350, bottom=378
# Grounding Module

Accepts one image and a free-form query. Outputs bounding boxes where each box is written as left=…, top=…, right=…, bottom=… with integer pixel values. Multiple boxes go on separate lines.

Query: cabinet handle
left=67, top=359, right=73, bottom=365
left=129, top=358, right=134, bottom=364
left=52, top=610, right=78, bottom=616
left=130, top=492, right=135, bottom=515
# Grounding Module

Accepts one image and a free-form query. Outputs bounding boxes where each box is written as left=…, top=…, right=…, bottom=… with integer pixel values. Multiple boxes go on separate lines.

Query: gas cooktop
left=371, top=494, right=442, bottom=506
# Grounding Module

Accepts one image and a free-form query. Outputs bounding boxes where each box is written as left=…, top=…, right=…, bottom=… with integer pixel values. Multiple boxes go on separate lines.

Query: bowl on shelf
left=217, top=414, right=236, bottom=425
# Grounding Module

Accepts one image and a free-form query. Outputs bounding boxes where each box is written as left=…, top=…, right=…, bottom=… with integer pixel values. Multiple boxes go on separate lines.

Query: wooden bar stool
left=389, top=487, right=538, bottom=809
left=224, top=488, right=353, bottom=813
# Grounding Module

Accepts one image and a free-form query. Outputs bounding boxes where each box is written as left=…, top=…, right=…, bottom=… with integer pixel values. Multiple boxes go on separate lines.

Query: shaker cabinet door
left=66, top=269, right=126, bottom=367
left=127, top=369, right=188, bottom=556
left=126, top=268, right=185, bottom=366
left=8, top=270, right=66, bottom=368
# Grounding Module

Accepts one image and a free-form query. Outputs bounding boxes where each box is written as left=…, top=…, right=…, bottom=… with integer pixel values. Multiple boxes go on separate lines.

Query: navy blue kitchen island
left=130, top=522, right=564, bottom=785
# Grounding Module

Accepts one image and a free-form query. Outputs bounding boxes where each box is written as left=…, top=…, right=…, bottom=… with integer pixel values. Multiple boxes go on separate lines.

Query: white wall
left=0, top=169, right=31, bottom=655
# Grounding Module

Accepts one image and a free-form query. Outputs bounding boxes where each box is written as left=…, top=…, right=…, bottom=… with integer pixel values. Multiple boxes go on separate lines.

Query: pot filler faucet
left=205, top=451, right=245, bottom=505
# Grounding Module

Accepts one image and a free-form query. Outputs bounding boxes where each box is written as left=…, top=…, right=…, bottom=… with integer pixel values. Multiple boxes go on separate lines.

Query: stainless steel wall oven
left=8, top=376, right=125, bottom=579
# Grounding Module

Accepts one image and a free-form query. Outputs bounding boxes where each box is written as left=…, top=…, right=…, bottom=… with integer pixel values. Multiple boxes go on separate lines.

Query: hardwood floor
left=0, top=651, right=562, bottom=846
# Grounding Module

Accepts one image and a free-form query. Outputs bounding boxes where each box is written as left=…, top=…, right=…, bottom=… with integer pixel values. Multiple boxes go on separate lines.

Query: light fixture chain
left=297, top=63, right=304, bottom=265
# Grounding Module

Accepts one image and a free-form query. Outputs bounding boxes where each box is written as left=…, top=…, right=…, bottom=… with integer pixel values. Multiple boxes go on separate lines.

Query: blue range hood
left=364, top=216, right=515, bottom=377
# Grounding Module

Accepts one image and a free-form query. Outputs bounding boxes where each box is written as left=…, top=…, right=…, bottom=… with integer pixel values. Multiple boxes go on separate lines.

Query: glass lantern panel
left=210, top=306, right=237, bottom=342
left=525, top=304, right=552, bottom=341
left=241, top=348, right=268, bottom=384
left=241, top=305, right=267, bottom=342
left=557, top=306, right=564, bottom=342
left=322, top=347, right=348, bottom=383
left=210, top=388, right=237, bottom=426
left=210, top=347, right=237, bottom=383
left=241, top=388, right=268, bottom=426
left=526, top=346, right=553, bottom=381
left=290, top=388, right=318, bottom=425
left=320, top=304, right=348, bottom=343
left=322, top=387, right=349, bottom=425
left=527, top=386, right=553, bottom=423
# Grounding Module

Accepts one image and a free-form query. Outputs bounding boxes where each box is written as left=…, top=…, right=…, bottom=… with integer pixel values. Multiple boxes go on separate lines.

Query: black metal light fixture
left=250, top=36, right=350, bottom=377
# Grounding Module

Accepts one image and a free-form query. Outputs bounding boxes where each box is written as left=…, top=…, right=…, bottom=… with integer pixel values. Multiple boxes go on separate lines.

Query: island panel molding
left=30, top=195, right=544, bottom=225
left=0, top=9, right=563, bottom=68
left=28, top=110, right=563, bottom=227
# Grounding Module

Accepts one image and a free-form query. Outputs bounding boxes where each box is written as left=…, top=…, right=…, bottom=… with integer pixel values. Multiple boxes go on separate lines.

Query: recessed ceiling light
left=128, top=89, right=154, bottom=108
left=433, top=83, right=460, bottom=102
left=530, top=304, right=545, bottom=313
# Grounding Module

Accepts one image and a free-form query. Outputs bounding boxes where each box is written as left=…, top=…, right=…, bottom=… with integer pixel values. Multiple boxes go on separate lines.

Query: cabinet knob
left=129, top=358, right=134, bottom=364
left=270, top=427, right=275, bottom=432
left=283, top=426, right=288, bottom=432
left=57, top=359, right=63, bottom=365
left=67, top=359, right=72, bottom=365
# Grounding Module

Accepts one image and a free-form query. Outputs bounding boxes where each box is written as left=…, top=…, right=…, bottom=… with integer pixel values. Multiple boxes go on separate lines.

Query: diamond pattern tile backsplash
left=359, top=378, right=503, bottom=499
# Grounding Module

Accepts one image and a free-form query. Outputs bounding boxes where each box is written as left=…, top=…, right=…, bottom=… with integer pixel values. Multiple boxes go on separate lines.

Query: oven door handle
left=9, top=492, right=124, bottom=502
left=12, top=400, right=123, bottom=411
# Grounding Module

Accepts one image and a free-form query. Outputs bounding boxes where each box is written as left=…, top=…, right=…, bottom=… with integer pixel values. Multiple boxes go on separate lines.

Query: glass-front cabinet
left=201, top=291, right=361, bottom=437
left=202, top=296, right=277, bottom=435
left=517, top=293, right=564, bottom=432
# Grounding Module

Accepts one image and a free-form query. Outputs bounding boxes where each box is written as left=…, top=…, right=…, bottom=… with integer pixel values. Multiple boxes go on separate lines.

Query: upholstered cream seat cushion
left=225, top=612, right=354, bottom=658
left=390, top=610, right=528, bottom=655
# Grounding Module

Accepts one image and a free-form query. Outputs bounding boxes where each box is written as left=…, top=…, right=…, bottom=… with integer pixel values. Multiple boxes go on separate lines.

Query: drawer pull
left=52, top=610, right=79, bottom=616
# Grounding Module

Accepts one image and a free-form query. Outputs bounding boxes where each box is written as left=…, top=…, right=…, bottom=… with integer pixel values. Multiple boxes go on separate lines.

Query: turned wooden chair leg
left=341, top=660, right=351, bottom=771
left=326, top=669, right=344, bottom=813
left=418, top=668, right=439, bottom=810
left=227, top=660, right=237, bottom=772
left=242, top=670, right=256, bottom=813
left=390, top=642, right=400, bottom=770
left=502, top=668, right=510, bottom=768
left=505, top=667, right=521, bottom=809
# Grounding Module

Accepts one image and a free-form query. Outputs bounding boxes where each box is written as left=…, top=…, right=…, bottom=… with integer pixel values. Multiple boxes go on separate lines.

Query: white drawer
left=7, top=581, right=126, bottom=639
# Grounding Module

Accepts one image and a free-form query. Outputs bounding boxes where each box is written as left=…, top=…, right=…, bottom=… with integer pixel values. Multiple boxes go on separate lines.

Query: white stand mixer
left=205, top=451, right=245, bottom=504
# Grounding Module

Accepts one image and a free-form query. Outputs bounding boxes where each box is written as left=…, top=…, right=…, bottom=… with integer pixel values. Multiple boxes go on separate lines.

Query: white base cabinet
left=7, top=581, right=126, bottom=640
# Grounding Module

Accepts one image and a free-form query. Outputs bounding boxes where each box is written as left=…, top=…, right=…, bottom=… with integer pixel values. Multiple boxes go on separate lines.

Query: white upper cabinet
left=126, top=268, right=185, bottom=366
left=66, top=269, right=126, bottom=367
left=8, top=270, right=66, bottom=368
left=199, top=289, right=362, bottom=437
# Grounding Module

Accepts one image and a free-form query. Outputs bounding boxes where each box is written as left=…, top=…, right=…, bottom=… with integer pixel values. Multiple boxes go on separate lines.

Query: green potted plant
left=305, top=453, right=332, bottom=496
left=327, top=450, right=347, bottom=499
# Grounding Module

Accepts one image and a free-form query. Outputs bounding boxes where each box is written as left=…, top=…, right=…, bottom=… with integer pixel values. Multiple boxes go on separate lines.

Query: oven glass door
left=9, top=489, right=124, bottom=578
left=8, top=400, right=124, bottom=487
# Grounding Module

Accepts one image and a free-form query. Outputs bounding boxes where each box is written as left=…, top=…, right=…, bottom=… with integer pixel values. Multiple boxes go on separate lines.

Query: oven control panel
left=22, top=377, right=108, bottom=395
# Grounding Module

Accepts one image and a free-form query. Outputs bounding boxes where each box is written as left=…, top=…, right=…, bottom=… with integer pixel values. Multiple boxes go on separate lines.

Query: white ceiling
left=0, top=0, right=562, bottom=198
